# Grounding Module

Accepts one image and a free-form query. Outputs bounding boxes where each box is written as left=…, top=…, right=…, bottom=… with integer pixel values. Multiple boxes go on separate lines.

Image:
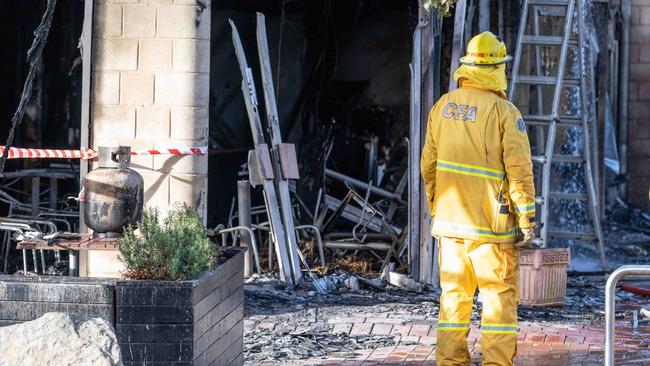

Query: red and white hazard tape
left=0, top=146, right=208, bottom=160
left=0, top=146, right=97, bottom=160
left=129, top=147, right=208, bottom=156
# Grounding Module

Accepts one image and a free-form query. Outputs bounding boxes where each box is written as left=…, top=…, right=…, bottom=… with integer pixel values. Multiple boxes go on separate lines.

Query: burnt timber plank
left=195, top=320, right=243, bottom=366
left=208, top=333, right=243, bottom=366
left=193, top=286, right=243, bottom=342
left=228, top=353, right=244, bottom=366
left=191, top=248, right=243, bottom=305
left=117, top=305, right=193, bottom=324
left=0, top=320, right=21, bottom=327
left=193, top=301, right=243, bottom=359
left=0, top=301, right=114, bottom=323
left=193, top=271, right=240, bottom=322
left=116, top=324, right=192, bottom=344
left=0, top=274, right=115, bottom=285
left=116, top=284, right=192, bottom=307
left=0, top=281, right=114, bottom=303
left=119, top=342, right=193, bottom=362
left=123, top=362, right=192, bottom=366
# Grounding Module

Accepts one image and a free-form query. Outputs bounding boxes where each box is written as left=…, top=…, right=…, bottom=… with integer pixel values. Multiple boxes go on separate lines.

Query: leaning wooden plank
left=229, top=19, right=295, bottom=284
left=408, top=27, right=422, bottom=280
left=418, top=8, right=442, bottom=287
left=256, top=12, right=302, bottom=283
left=448, top=0, right=468, bottom=91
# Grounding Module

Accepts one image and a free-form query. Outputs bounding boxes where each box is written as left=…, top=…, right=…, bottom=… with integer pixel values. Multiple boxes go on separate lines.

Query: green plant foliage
left=119, top=204, right=216, bottom=280
left=423, top=0, right=458, bottom=17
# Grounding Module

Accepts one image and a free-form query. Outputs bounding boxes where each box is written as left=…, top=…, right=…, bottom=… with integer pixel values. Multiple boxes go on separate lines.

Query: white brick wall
left=91, top=0, right=210, bottom=216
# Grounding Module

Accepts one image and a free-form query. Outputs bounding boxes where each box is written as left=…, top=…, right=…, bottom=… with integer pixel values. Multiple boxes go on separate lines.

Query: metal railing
left=605, top=265, right=650, bottom=366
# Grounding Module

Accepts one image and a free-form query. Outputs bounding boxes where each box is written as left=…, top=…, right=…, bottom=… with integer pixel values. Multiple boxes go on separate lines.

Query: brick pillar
left=629, top=1, right=650, bottom=210
left=92, top=0, right=210, bottom=216
left=86, top=0, right=210, bottom=276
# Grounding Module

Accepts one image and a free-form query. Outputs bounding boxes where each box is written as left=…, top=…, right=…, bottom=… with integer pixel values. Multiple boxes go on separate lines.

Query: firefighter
left=420, top=31, right=536, bottom=365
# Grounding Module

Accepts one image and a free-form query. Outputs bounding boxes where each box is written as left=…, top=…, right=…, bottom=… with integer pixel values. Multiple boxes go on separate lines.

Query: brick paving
left=247, top=319, right=650, bottom=365
left=244, top=275, right=650, bottom=365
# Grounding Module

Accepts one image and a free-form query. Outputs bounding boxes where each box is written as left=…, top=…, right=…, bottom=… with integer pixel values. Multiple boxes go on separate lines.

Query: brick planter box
left=0, top=247, right=245, bottom=366
left=519, top=248, right=571, bottom=306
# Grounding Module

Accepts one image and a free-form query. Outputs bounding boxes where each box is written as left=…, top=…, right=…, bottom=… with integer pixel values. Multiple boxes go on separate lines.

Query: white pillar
left=85, top=0, right=211, bottom=277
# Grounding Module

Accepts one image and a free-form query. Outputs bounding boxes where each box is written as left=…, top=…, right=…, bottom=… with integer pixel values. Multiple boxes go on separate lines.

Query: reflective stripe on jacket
left=420, top=76, right=535, bottom=244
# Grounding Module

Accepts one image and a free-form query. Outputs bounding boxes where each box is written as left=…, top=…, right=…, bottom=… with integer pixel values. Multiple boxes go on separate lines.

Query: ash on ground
left=244, top=226, right=650, bottom=364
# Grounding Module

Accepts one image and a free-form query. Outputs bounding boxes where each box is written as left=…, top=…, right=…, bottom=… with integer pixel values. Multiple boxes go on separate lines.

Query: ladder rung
left=528, top=0, right=570, bottom=5
left=549, top=192, right=589, bottom=200
left=548, top=230, right=597, bottom=241
left=535, top=193, right=589, bottom=203
left=537, top=8, right=567, bottom=17
left=516, top=75, right=580, bottom=87
left=524, top=115, right=582, bottom=126
left=520, top=35, right=578, bottom=46
left=532, top=155, right=585, bottom=164
left=553, top=155, right=585, bottom=163
left=532, top=155, right=546, bottom=164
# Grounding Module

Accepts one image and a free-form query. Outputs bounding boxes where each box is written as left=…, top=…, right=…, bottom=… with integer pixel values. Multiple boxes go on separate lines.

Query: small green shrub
left=119, top=204, right=216, bottom=280
left=423, top=0, right=458, bottom=17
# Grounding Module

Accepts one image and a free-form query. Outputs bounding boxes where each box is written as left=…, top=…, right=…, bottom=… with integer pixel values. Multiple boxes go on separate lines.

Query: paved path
left=247, top=319, right=650, bottom=365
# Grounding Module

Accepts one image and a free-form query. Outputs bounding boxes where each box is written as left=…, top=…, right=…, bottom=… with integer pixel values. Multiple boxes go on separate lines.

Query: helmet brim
left=459, top=54, right=513, bottom=66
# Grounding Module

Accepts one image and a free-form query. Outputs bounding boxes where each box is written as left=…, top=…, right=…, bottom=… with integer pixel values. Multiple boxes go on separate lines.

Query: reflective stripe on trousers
left=436, top=236, right=519, bottom=366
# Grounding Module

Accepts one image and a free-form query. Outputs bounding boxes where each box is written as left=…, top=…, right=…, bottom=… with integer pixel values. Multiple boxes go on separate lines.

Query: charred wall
left=207, top=0, right=419, bottom=226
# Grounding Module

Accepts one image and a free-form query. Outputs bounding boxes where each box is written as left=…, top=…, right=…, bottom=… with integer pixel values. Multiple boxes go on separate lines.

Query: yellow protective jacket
left=420, top=64, right=535, bottom=244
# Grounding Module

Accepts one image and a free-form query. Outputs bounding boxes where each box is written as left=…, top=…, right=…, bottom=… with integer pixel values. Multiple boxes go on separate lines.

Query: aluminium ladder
left=509, top=0, right=607, bottom=269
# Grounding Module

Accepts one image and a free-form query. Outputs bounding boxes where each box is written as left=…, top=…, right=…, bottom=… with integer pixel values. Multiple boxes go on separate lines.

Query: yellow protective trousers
left=435, top=236, right=519, bottom=366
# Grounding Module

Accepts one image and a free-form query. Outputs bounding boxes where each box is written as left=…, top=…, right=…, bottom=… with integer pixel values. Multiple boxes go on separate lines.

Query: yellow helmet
left=459, top=31, right=512, bottom=66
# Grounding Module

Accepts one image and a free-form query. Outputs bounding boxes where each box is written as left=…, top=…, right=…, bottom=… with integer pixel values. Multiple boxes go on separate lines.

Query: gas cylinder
left=84, top=146, right=144, bottom=237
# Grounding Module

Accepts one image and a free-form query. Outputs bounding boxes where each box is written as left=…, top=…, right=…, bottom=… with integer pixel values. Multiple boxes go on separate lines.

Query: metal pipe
left=325, top=169, right=405, bottom=204
left=323, top=241, right=392, bottom=251
left=237, top=180, right=253, bottom=276
left=313, top=188, right=322, bottom=226
left=295, top=225, right=325, bottom=267
left=31, top=177, right=40, bottom=218
left=0, top=226, right=25, bottom=273
left=605, top=265, right=650, bottom=366
left=32, top=249, right=38, bottom=273
left=217, top=226, right=262, bottom=275
left=69, top=251, right=78, bottom=277
left=618, top=0, right=630, bottom=200
left=325, top=232, right=392, bottom=240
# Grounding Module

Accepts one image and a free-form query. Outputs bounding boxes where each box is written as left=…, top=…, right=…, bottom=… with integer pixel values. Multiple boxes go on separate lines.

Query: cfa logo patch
left=442, top=103, right=477, bottom=122
left=516, top=119, right=527, bottom=133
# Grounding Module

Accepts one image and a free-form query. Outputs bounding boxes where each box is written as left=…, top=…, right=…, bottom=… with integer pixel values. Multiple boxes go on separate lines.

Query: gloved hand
left=515, top=226, right=536, bottom=249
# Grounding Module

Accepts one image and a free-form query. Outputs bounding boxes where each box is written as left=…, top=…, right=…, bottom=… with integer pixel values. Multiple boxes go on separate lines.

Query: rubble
left=243, top=228, right=650, bottom=364
left=383, top=271, right=426, bottom=293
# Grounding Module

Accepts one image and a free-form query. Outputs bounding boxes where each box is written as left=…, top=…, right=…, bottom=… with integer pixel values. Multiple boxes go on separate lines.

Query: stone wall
left=91, top=0, right=210, bottom=218
left=629, top=0, right=650, bottom=210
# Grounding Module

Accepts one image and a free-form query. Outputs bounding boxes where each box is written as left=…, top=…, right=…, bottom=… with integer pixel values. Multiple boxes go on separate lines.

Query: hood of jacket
left=453, top=64, right=508, bottom=99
